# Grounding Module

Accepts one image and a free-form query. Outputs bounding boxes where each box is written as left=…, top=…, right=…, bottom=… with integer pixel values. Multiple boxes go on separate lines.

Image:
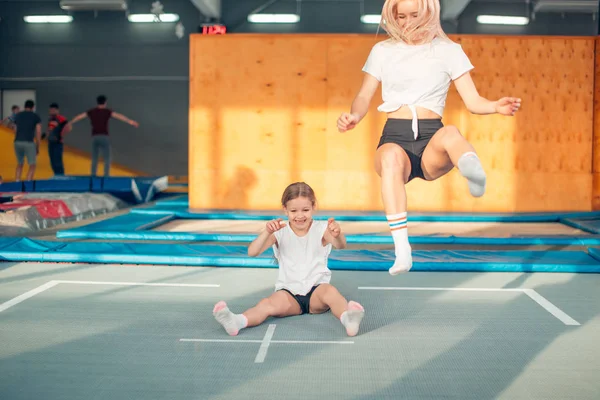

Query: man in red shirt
left=68, top=95, right=139, bottom=177
left=46, top=103, right=71, bottom=176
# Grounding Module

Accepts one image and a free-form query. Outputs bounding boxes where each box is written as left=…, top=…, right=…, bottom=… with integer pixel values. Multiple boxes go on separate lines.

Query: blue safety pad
left=101, top=176, right=168, bottom=204
left=0, top=181, right=24, bottom=192
left=100, top=177, right=143, bottom=204
left=56, top=213, right=175, bottom=238
left=587, top=247, right=600, bottom=263
left=33, top=176, right=93, bottom=192
left=55, top=227, right=600, bottom=246
left=133, top=205, right=600, bottom=223
left=0, top=238, right=599, bottom=272
left=0, top=176, right=168, bottom=204
left=135, top=176, right=169, bottom=203
left=346, top=233, right=600, bottom=246
left=560, top=217, right=600, bottom=234
left=154, top=195, right=189, bottom=207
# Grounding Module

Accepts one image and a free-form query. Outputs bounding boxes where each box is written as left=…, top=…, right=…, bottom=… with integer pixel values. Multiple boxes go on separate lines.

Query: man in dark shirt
left=68, top=95, right=139, bottom=177
left=46, top=103, right=71, bottom=176
left=13, top=100, right=42, bottom=181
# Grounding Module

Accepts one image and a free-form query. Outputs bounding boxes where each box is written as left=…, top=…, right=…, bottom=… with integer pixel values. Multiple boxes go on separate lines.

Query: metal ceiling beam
left=440, top=0, right=472, bottom=21
left=189, top=0, right=221, bottom=19
left=533, top=0, right=598, bottom=13
left=59, top=0, right=128, bottom=11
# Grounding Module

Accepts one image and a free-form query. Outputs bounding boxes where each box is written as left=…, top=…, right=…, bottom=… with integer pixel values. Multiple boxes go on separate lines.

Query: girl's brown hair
left=281, top=182, right=317, bottom=207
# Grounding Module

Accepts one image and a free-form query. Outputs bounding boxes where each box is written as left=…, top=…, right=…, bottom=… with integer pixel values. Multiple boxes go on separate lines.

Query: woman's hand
left=495, top=97, right=521, bottom=116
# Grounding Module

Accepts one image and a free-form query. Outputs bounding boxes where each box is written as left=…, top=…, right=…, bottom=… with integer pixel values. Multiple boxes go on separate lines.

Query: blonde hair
left=379, top=0, right=450, bottom=45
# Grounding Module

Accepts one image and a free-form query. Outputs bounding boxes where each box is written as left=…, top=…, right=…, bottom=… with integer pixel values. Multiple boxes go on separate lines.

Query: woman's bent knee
left=440, top=125, right=463, bottom=143
left=376, top=145, right=408, bottom=173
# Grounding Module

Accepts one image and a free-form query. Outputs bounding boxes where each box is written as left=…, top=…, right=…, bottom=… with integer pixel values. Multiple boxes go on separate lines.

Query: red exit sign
left=201, top=24, right=226, bottom=35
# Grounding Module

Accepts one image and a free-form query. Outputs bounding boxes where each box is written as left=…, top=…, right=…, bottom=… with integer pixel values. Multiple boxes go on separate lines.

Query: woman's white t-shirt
left=362, top=37, right=474, bottom=139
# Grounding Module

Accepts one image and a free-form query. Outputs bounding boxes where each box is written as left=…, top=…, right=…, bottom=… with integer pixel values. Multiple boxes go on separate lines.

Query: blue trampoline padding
left=0, top=181, right=24, bottom=192
left=54, top=227, right=600, bottom=246
left=57, top=213, right=175, bottom=237
left=155, top=195, right=189, bottom=204
left=0, top=176, right=167, bottom=205
left=95, top=176, right=168, bottom=204
left=33, top=176, right=93, bottom=192
left=131, top=206, right=600, bottom=223
left=560, top=217, right=600, bottom=234
left=135, top=176, right=169, bottom=203
left=101, top=177, right=143, bottom=203
left=56, top=230, right=259, bottom=241
left=154, top=195, right=189, bottom=207
left=347, top=233, right=600, bottom=246
left=587, top=247, right=600, bottom=263
left=1, top=238, right=599, bottom=272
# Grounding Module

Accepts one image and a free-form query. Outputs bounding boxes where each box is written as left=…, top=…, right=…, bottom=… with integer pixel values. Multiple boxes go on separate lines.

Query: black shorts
left=377, top=118, right=444, bottom=182
left=279, top=285, right=325, bottom=315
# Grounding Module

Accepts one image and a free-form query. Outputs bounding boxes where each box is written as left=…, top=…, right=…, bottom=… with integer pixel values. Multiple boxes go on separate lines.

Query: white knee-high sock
left=457, top=152, right=486, bottom=197
left=387, top=212, right=412, bottom=275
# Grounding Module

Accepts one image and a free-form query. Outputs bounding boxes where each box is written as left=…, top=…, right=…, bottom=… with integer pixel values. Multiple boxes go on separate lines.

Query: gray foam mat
left=1, top=263, right=599, bottom=400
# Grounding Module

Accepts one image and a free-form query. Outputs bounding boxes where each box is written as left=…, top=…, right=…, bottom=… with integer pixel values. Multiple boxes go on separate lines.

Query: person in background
left=67, top=95, right=139, bottom=177
left=47, top=103, right=71, bottom=177
left=1, top=105, right=20, bottom=130
left=13, top=100, right=42, bottom=181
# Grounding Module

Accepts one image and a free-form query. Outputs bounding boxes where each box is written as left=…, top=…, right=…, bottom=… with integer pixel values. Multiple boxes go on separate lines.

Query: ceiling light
left=128, top=13, right=180, bottom=23
left=476, top=15, right=530, bottom=25
left=247, top=14, right=300, bottom=23
left=360, top=14, right=382, bottom=24
left=24, top=15, right=73, bottom=23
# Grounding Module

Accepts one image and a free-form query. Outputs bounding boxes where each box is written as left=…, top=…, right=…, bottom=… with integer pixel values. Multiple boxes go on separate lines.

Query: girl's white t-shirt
left=272, top=220, right=332, bottom=295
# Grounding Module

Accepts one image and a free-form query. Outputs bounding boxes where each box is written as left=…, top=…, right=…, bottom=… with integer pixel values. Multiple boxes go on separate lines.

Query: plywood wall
left=189, top=34, right=597, bottom=212
left=593, top=38, right=600, bottom=210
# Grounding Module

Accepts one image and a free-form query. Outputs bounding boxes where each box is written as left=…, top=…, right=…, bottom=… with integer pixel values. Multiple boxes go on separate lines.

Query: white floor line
left=56, top=280, right=220, bottom=287
left=270, top=340, right=354, bottom=344
left=0, top=280, right=60, bottom=313
left=0, top=280, right=220, bottom=314
left=179, top=339, right=354, bottom=345
left=180, top=339, right=263, bottom=343
left=358, top=286, right=524, bottom=292
left=254, top=324, right=276, bottom=363
left=523, top=289, right=580, bottom=326
left=360, top=286, right=581, bottom=326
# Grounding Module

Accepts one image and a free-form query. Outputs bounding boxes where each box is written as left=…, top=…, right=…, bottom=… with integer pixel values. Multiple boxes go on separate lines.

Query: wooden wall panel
left=190, top=36, right=330, bottom=209
left=189, top=34, right=597, bottom=212
left=593, top=38, right=600, bottom=210
left=452, top=36, right=595, bottom=212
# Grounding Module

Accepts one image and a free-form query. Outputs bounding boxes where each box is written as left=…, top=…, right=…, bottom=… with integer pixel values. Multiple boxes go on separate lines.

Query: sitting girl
left=213, top=182, right=365, bottom=337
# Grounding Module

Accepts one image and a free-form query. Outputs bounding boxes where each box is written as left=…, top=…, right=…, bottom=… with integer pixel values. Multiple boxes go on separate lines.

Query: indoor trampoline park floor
left=1, top=261, right=599, bottom=400
left=2, top=195, right=600, bottom=399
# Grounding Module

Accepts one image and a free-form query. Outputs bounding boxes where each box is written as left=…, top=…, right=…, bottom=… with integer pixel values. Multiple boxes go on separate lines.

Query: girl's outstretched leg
left=310, top=284, right=365, bottom=337
left=213, top=291, right=301, bottom=336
